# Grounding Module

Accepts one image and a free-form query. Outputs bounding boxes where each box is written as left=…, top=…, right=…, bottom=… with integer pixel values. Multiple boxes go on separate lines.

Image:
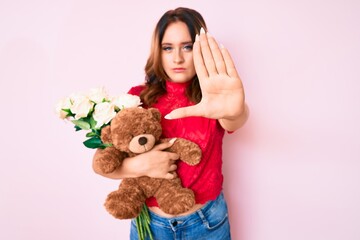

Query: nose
left=138, top=137, right=148, bottom=146
left=173, top=48, right=184, bottom=63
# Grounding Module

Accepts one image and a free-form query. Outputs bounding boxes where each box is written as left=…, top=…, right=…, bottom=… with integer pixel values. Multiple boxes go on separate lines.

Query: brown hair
left=140, top=7, right=208, bottom=107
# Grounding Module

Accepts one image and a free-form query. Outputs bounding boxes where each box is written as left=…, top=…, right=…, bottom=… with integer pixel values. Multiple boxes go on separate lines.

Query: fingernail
left=164, top=114, right=172, bottom=119
left=200, top=27, right=205, bottom=34
left=206, top=32, right=211, bottom=37
left=195, top=34, right=200, bottom=42
left=220, top=43, right=225, bottom=49
left=169, top=138, right=177, bottom=144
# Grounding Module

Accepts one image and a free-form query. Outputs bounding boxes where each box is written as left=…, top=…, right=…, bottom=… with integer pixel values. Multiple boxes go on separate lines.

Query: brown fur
left=93, top=107, right=202, bottom=219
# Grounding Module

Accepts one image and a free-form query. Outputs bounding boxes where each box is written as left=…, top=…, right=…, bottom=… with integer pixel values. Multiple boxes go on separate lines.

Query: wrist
left=219, top=103, right=249, bottom=131
left=123, top=156, right=145, bottom=178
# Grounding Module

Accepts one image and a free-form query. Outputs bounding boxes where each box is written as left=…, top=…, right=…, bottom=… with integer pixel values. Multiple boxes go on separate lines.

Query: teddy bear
left=92, top=107, right=202, bottom=219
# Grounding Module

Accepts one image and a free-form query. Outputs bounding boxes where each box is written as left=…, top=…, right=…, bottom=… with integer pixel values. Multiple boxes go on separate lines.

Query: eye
left=162, top=46, right=172, bottom=51
left=183, top=44, right=193, bottom=51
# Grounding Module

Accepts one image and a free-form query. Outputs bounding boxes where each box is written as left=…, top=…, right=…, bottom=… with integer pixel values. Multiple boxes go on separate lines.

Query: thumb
left=164, top=105, right=202, bottom=120
left=153, top=138, right=177, bottom=151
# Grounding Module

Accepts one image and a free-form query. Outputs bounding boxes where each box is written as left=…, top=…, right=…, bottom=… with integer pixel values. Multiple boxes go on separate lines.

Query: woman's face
left=161, top=21, right=196, bottom=83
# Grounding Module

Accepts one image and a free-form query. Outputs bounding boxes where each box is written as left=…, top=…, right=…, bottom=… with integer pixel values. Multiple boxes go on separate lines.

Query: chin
left=168, top=75, right=193, bottom=83
left=169, top=79, right=191, bottom=83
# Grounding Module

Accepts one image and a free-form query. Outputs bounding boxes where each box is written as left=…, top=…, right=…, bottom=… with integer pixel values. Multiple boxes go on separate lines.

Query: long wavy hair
left=140, top=7, right=208, bottom=107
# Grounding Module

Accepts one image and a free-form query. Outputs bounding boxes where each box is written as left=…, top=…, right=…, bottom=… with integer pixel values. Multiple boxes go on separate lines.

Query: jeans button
left=172, top=220, right=178, bottom=227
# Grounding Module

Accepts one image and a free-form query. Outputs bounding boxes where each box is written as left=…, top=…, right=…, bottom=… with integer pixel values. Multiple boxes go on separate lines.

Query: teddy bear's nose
left=138, top=137, right=148, bottom=146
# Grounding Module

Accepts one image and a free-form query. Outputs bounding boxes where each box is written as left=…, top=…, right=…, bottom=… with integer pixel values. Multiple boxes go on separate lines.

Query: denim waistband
left=148, top=192, right=224, bottom=231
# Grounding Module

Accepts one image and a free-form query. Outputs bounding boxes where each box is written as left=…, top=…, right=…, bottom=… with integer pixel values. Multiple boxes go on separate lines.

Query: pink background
left=1, top=0, right=359, bottom=239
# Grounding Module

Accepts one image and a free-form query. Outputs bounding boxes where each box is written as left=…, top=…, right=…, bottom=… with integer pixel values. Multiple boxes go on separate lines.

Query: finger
left=153, top=139, right=177, bottom=151
left=169, top=164, right=177, bottom=172
left=198, top=28, right=218, bottom=76
left=172, top=172, right=178, bottom=178
left=207, top=33, right=226, bottom=74
left=169, top=153, right=180, bottom=161
left=193, top=34, right=208, bottom=79
left=164, top=104, right=204, bottom=119
left=220, top=45, right=240, bottom=78
left=164, top=172, right=175, bottom=180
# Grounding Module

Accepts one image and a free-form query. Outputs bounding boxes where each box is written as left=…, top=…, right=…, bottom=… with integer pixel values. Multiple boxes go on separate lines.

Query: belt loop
left=197, top=209, right=208, bottom=226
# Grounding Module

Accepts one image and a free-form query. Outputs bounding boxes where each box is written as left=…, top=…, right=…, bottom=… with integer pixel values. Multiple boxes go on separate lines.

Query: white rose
left=93, top=102, right=116, bottom=129
left=111, top=94, right=141, bottom=110
left=55, top=97, right=72, bottom=119
left=70, top=94, right=94, bottom=120
left=88, top=87, right=109, bottom=104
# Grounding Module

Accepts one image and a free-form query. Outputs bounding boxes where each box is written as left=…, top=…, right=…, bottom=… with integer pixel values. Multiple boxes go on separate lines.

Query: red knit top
left=128, top=80, right=225, bottom=206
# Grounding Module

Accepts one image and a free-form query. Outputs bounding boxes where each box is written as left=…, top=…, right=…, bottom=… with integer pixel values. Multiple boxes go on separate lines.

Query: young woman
left=93, top=7, right=248, bottom=240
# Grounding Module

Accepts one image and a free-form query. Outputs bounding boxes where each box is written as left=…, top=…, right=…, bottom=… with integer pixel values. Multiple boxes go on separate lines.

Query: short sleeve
left=127, top=85, right=145, bottom=96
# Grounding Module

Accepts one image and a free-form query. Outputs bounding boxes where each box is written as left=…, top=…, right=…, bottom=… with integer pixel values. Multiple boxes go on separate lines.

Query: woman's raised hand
left=165, top=28, right=247, bottom=126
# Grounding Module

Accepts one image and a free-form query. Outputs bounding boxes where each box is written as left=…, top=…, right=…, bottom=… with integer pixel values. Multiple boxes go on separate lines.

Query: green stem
left=135, top=204, right=153, bottom=240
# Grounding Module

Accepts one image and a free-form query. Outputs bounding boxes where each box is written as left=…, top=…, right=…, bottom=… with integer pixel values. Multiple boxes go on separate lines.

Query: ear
left=149, top=108, right=161, bottom=121
left=100, top=125, right=112, bottom=144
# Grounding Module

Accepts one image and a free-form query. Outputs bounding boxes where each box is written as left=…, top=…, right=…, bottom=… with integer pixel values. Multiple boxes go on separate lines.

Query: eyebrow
left=161, top=41, right=193, bottom=45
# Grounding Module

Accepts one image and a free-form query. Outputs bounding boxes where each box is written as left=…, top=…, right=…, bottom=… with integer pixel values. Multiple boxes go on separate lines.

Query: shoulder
left=127, top=85, right=146, bottom=96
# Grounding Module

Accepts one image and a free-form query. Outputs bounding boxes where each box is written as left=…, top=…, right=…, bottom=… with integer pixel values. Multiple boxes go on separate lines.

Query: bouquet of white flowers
left=55, top=87, right=142, bottom=148
left=55, top=87, right=153, bottom=240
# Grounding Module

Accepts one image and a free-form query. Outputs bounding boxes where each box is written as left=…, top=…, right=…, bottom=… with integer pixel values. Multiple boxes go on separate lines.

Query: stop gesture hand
left=165, top=28, right=248, bottom=131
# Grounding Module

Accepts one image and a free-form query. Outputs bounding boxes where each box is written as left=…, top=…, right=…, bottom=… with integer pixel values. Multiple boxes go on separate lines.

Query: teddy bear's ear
left=149, top=108, right=161, bottom=121
left=100, top=125, right=112, bottom=144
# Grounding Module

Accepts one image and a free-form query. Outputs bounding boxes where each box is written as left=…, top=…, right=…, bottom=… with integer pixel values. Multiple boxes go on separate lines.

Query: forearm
left=219, top=103, right=249, bottom=132
left=93, top=156, right=142, bottom=180
left=93, top=141, right=180, bottom=180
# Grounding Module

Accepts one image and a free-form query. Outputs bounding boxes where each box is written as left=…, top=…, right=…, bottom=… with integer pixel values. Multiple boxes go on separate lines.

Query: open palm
left=166, top=29, right=245, bottom=120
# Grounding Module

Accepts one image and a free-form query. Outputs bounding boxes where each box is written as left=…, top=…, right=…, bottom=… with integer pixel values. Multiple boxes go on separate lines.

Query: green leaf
left=71, top=119, right=90, bottom=130
left=93, top=129, right=101, bottom=135
left=102, top=143, right=113, bottom=148
left=62, top=108, right=74, bottom=118
left=89, top=116, right=97, bottom=129
left=83, top=136, right=103, bottom=149
left=86, top=131, right=98, bottom=138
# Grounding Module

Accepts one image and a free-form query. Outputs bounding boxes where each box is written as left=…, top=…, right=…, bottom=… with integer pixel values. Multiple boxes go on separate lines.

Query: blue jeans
left=130, top=192, right=231, bottom=240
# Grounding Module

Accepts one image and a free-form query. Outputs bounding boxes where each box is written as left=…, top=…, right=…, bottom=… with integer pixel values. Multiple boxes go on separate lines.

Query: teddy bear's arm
left=93, top=147, right=128, bottom=174
left=160, top=138, right=202, bottom=166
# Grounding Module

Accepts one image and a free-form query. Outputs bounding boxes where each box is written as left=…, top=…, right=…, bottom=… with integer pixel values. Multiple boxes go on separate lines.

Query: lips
left=172, top=68, right=186, bottom=73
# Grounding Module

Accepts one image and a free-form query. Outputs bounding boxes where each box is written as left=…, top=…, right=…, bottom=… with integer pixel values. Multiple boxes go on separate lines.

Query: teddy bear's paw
left=159, top=189, right=195, bottom=215
left=175, top=140, right=202, bottom=166
left=94, top=148, right=127, bottom=174
left=184, top=148, right=202, bottom=165
left=99, top=162, right=118, bottom=174
left=104, top=191, right=144, bottom=219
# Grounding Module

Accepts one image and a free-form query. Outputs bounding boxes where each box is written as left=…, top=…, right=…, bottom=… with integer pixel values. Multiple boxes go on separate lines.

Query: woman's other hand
left=93, top=140, right=179, bottom=180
